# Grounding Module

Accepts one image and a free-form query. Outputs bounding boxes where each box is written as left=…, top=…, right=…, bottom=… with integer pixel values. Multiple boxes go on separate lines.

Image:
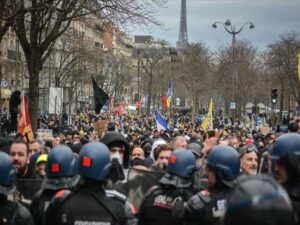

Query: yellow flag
left=298, top=53, right=300, bottom=85
left=201, top=98, right=213, bottom=131
left=127, top=107, right=132, bottom=118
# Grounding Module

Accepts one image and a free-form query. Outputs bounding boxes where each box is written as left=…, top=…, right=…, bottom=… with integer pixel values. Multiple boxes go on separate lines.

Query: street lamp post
left=137, top=50, right=140, bottom=102
left=137, top=49, right=141, bottom=114
left=212, top=19, right=254, bottom=120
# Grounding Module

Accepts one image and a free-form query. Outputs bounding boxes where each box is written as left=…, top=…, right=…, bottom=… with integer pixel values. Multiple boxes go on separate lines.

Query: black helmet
left=224, top=175, right=295, bottom=225
left=205, top=145, right=240, bottom=185
left=101, top=131, right=129, bottom=150
left=0, top=152, right=15, bottom=194
left=270, top=133, right=300, bottom=176
left=101, top=131, right=130, bottom=168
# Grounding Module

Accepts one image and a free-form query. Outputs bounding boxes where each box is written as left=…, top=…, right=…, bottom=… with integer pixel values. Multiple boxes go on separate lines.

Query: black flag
left=9, top=90, right=21, bottom=133
left=92, top=77, right=109, bottom=114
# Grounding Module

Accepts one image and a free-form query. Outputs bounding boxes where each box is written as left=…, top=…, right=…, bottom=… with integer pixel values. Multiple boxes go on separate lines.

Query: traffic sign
left=256, top=117, right=263, bottom=125
left=230, top=102, right=236, bottom=109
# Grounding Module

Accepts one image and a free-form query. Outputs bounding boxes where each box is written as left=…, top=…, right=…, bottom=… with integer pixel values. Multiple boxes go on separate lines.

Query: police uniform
left=45, top=183, right=127, bottom=225
left=224, top=175, right=295, bottom=225
left=138, top=185, right=195, bottom=225
left=270, top=133, right=300, bottom=225
left=186, top=188, right=231, bottom=225
left=30, top=189, right=56, bottom=225
left=283, top=179, right=300, bottom=225
left=138, top=150, right=198, bottom=225
left=185, top=145, right=240, bottom=225
left=0, top=194, right=35, bottom=225
left=29, top=145, right=79, bottom=225
left=45, top=142, right=128, bottom=225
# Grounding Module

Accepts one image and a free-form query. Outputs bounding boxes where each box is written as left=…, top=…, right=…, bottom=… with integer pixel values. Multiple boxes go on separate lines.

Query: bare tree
left=102, top=55, right=132, bottom=98
left=234, top=40, right=260, bottom=116
left=178, top=43, right=213, bottom=118
left=10, top=0, right=166, bottom=131
left=50, top=36, right=85, bottom=87
left=265, top=31, right=300, bottom=119
left=137, top=44, right=169, bottom=115
left=0, top=1, right=22, bottom=41
left=214, top=44, right=235, bottom=115
left=215, top=40, right=265, bottom=117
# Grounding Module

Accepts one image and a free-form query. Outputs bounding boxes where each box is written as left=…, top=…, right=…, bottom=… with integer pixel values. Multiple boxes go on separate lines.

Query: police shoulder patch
left=200, top=190, right=210, bottom=196
left=54, top=189, right=72, bottom=202
left=198, top=190, right=211, bottom=205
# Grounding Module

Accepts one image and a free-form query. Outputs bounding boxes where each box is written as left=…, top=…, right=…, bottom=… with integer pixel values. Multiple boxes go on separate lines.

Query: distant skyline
left=133, top=0, right=300, bottom=52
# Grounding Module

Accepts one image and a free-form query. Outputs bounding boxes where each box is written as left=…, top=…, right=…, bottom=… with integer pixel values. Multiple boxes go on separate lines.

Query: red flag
left=17, top=95, right=33, bottom=142
left=161, top=96, right=168, bottom=108
left=118, top=103, right=124, bottom=116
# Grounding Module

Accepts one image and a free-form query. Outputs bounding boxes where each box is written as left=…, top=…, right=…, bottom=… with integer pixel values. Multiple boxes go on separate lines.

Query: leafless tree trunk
left=266, top=31, right=300, bottom=121
left=10, top=0, right=166, bottom=131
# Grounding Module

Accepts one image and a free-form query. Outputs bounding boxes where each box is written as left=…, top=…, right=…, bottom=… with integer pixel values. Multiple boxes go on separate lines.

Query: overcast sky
left=133, top=0, right=300, bottom=52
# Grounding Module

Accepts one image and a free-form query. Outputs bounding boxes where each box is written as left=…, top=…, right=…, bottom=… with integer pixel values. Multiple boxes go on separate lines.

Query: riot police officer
left=185, top=145, right=240, bottom=225
left=0, top=151, right=35, bottom=225
left=138, top=149, right=197, bottom=225
left=224, top=175, right=295, bottom=225
left=45, top=142, right=127, bottom=225
left=30, top=145, right=78, bottom=225
left=270, top=133, right=300, bottom=224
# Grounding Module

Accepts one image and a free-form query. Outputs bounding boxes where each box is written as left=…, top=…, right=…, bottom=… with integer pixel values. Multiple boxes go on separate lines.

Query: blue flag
left=167, top=80, right=172, bottom=108
left=155, top=111, right=168, bottom=131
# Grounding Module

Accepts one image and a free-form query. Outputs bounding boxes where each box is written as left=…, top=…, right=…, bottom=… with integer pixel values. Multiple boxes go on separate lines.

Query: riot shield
left=126, top=168, right=164, bottom=213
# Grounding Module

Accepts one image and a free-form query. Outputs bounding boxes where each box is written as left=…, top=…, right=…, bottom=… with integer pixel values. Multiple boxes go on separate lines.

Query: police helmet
left=270, top=133, right=300, bottom=176
left=167, top=149, right=196, bottom=178
left=224, top=175, right=295, bottom=225
left=0, top=152, right=15, bottom=194
left=205, top=145, right=240, bottom=182
left=78, top=142, right=111, bottom=182
left=271, top=133, right=300, bottom=159
left=46, top=145, right=77, bottom=178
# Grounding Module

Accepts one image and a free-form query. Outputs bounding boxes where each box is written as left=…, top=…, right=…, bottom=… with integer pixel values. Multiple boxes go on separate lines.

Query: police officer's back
left=45, top=142, right=127, bottom=225
left=270, top=133, right=300, bottom=225
left=30, top=145, right=78, bottom=225
left=0, top=151, right=35, bottom=225
left=138, top=149, right=197, bottom=225
left=224, top=175, right=295, bottom=225
left=185, top=145, right=240, bottom=225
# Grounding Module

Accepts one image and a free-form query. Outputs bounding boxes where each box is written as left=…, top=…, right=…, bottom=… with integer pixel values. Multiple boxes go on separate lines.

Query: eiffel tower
left=177, top=0, right=188, bottom=48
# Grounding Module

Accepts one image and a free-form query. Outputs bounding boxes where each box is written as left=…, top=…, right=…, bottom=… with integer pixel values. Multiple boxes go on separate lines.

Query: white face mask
left=110, top=152, right=123, bottom=165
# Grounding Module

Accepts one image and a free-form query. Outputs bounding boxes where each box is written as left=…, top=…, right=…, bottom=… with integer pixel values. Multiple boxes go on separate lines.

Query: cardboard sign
left=260, top=126, right=270, bottom=135
left=36, top=129, right=53, bottom=139
left=93, top=120, right=108, bottom=136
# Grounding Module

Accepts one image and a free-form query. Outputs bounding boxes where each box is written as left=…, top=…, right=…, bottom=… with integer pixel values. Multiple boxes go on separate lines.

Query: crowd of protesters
left=0, top=107, right=300, bottom=225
